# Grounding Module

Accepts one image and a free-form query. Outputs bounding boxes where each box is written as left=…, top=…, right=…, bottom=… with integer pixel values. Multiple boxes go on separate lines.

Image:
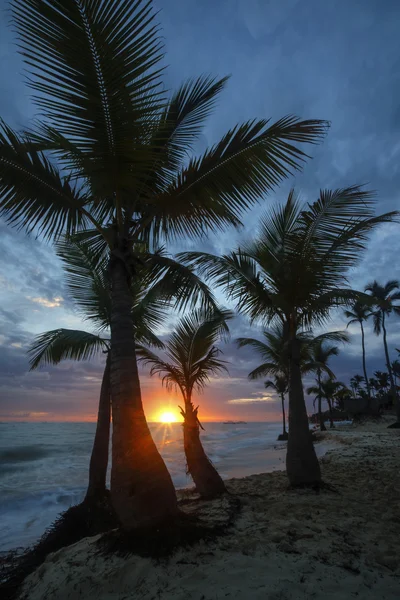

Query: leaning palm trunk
left=317, top=370, right=327, bottom=432
left=360, top=322, right=371, bottom=404
left=110, top=261, right=178, bottom=528
left=326, top=397, right=335, bottom=429
left=84, top=354, right=111, bottom=503
left=382, top=314, right=398, bottom=417
left=286, top=338, right=321, bottom=486
left=181, top=398, right=226, bottom=498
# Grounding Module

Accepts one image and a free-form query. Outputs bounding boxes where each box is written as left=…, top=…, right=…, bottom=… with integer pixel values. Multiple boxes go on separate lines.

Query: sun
left=159, top=411, right=177, bottom=424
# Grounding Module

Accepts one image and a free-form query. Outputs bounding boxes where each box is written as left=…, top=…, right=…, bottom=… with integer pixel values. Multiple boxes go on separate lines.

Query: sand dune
left=20, top=420, right=400, bottom=600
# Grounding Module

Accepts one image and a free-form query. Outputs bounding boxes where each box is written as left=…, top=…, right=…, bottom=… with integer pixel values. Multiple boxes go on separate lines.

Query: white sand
left=19, top=419, right=400, bottom=599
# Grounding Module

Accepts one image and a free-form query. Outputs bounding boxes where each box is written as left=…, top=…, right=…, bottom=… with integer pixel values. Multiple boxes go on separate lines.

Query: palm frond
left=150, top=117, right=328, bottom=238
left=13, top=0, right=165, bottom=201
left=29, top=328, right=107, bottom=369
left=0, top=120, right=91, bottom=239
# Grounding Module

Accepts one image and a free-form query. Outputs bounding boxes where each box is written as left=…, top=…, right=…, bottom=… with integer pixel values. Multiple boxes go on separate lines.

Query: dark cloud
left=1, top=0, right=400, bottom=419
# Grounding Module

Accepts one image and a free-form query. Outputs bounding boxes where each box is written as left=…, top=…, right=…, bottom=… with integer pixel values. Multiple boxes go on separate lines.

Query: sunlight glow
left=159, top=411, right=178, bottom=423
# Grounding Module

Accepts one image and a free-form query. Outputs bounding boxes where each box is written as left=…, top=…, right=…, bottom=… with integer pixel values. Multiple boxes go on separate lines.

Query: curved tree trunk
left=286, top=336, right=321, bottom=486
left=326, top=397, right=335, bottom=428
left=84, top=354, right=111, bottom=503
left=382, top=313, right=399, bottom=421
left=110, top=259, right=178, bottom=529
left=360, top=321, right=371, bottom=406
left=182, top=398, right=225, bottom=498
left=281, top=393, right=287, bottom=435
left=317, top=370, right=326, bottom=431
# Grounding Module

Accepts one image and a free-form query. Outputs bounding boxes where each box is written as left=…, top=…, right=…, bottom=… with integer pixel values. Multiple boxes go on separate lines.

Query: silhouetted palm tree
left=344, top=301, right=373, bottom=400
left=0, top=0, right=327, bottom=527
left=307, top=378, right=347, bottom=428
left=350, top=374, right=365, bottom=398
left=237, top=323, right=347, bottom=437
left=182, top=187, right=396, bottom=486
left=138, top=310, right=230, bottom=498
left=305, top=337, right=348, bottom=431
left=366, top=280, right=400, bottom=424
left=265, top=375, right=289, bottom=439
left=28, top=238, right=216, bottom=504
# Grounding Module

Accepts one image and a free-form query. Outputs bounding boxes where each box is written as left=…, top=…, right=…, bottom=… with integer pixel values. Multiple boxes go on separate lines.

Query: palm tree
left=0, top=0, right=327, bottom=528
left=236, top=323, right=347, bottom=437
left=392, top=360, right=400, bottom=390
left=350, top=374, right=365, bottom=398
left=344, top=301, right=373, bottom=400
left=305, top=338, right=348, bottom=432
left=181, top=186, right=397, bottom=486
left=138, top=310, right=230, bottom=498
left=307, top=378, right=347, bottom=428
left=366, top=280, right=400, bottom=425
left=265, top=375, right=289, bottom=440
left=28, top=237, right=216, bottom=505
left=374, top=371, right=390, bottom=399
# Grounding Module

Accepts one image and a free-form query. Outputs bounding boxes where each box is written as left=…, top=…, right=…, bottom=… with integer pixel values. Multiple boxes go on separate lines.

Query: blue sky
left=0, top=0, right=400, bottom=421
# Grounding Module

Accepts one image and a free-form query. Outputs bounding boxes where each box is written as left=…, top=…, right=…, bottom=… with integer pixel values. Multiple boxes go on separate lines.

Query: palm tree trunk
left=281, top=393, right=287, bottom=435
left=317, top=370, right=326, bottom=432
left=326, top=397, right=335, bottom=428
left=381, top=313, right=399, bottom=420
left=110, top=259, right=178, bottom=529
left=360, top=321, right=371, bottom=405
left=182, top=396, right=225, bottom=498
left=286, top=336, right=321, bottom=486
left=84, top=354, right=111, bottom=502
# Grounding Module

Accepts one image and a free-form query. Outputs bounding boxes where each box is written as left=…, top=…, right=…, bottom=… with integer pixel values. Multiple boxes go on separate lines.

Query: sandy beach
left=17, top=419, right=400, bottom=600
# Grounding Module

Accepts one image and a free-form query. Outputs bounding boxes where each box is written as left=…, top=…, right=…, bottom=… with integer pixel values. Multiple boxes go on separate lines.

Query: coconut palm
left=0, top=0, right=327, bottom=527
left=236, top=323, right=347, bottom=437
left=28, top=237, right=218, bottom=505
left=305, top=337, right=348, bottom=431
left=344, top=301, right=373, bottom=399
left=307, top=378, right=347, bottom=428
left=365, top=280, right=400, bottom=424
left=138, top=310, right=230, bottom=498
left=350, top=374, right=365, bottom=397
left=265, top=375, right=289, bottom=440
left=181, top=186, right=397, bottom=486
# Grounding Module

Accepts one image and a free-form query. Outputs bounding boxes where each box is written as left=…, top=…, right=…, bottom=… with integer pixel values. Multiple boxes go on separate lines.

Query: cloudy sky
left=0, top=0, right=400, bottom=422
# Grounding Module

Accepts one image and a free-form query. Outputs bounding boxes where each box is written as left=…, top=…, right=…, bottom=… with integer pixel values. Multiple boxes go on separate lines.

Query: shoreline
left=11, top=418, right=400, bottom=599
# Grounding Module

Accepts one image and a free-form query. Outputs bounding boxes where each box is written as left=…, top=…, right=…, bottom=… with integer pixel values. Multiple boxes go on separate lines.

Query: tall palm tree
left=28, top=237, right=216, bottom=505
left=181, top=187, right=397, bottom=486
left=265, top=375, right=289, bottom=440
left=138, top=310, right=230, bottom=498
left=365, top=280, right=400, bottom=424
left=236, top=323, right=347, bottom=437
left=305, top=338, right=348, bottom=432
left=307, top=378, right=347, bottom=428
left=344, top=301, right=373, bottom=400
left=0, top=0, right=327, bottom=528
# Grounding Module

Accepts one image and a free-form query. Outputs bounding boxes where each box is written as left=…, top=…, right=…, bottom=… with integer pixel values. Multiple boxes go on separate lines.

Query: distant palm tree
left=368, top=377, right=379, bottom=398
left=344, top=301, right=373, bottom=400
left=305, top=337, right=349, bottom=431
left=391, top=360, right=400, bottom=389
left=366, top=280, right=400, bottom=424
left=138, top=310, right=230, bottom=498
left=373, top=371, right=390, bottom=399
left=265, top=375, right=289, bottom=439
left=0, top=0, right=327, bottom=528
left=236, top=323, right=347, bottom=437
left=350, top=374, right=365, bottom=398
left=29, top=238, right=217, bottom=504
left=182, top=187, right=396, bottom=486
left=307, top=378, right=347, bottom=428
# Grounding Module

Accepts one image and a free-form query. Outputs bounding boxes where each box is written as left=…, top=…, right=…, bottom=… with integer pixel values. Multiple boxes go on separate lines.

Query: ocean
left=0, top=421, right=331, bottom=552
